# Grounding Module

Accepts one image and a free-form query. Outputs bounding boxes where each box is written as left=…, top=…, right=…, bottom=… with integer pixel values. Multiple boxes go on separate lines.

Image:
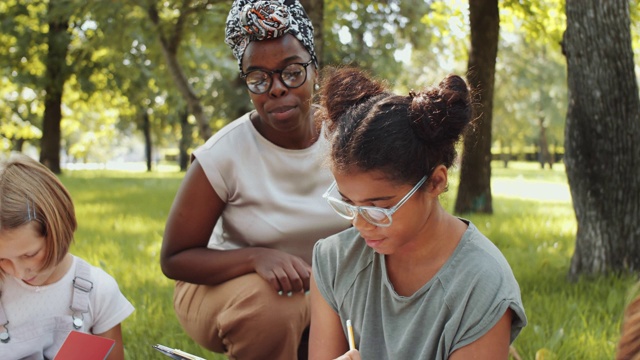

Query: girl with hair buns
left=161, top=0, right=349, bottom=359
left=309, top=67, right=527, bottom=360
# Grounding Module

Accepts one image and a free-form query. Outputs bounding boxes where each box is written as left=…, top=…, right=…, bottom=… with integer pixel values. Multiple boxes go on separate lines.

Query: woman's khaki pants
left=174, top=273, right=310, bottom=360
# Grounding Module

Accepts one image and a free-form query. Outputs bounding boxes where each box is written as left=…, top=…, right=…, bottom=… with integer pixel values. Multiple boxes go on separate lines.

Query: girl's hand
left=252, top=247, right=311, bottom=294
left=333, top=349, right=361, bottom=360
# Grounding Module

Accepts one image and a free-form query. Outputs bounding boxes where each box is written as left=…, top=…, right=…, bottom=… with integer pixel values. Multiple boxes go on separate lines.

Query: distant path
left=491, top=178, right=571, bottom=202
left=65, top=161, right=572, bottom=202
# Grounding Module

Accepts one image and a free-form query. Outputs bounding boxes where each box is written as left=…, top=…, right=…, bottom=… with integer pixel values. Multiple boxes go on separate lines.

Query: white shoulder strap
left=70, top=258, right=93, bottom=330
left=0, top=289, right=9, bottom=343
left=0, top=258, right=94, bottom=342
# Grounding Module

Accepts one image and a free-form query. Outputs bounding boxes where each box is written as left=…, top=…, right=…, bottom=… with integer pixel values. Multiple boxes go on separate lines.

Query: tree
left=493, top=33, right=567, bottom=168
left=323, top=0, right=427, bottom=82
left=0, top=1, right=71, bottom=172
left=563, top=0, right=640, bottom=278
left=0, top=0, right=138, bottom=172
left=40, top=1, right=73, bottom=173
left=454, top=0, right=499, bottom=214
left=141, top=0, right=229, bottom=141
left=0, top=80, right=44, bottom=152
left=81, top=0, right=245, bottom=169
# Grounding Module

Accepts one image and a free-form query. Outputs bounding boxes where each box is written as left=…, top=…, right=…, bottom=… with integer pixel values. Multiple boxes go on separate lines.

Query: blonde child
left=0, top=153, right=134, bottom=359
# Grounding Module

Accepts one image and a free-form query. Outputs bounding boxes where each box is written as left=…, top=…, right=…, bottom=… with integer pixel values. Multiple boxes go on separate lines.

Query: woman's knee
left=171, top=275, right=309, bottom=355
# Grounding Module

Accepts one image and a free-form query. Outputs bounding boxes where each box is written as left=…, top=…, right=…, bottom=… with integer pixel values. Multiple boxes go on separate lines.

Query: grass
left=60, top=169, right=217, bottom=359
left=59, top=161, right=637, bottom=360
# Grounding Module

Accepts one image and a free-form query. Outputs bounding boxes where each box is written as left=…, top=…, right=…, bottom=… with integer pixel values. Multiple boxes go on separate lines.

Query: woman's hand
left=162, top=159, right=312, bottom=292
left=333, top=350, right=361, bottom=360
left=252, top=247, right=311, bottom=293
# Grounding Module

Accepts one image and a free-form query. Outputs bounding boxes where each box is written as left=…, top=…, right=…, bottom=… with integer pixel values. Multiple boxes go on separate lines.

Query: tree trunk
left=159, top=45, right=212, bottom=141
left=178, top=106, right=192, bottom=172
left=563, top=0, right=640, bottom=279
left=538, top=117, right=552, bottom=169
left=40, top=2, right=71, bottom=174
left=454, top=0, right=499, bottom=214
left=11, top=138, right=25, bottom=153
left=143, top=111, right=152, bottom=172
left=146, top=4, right=212, bottom=141
left=501, top=143, right=509, bottom=168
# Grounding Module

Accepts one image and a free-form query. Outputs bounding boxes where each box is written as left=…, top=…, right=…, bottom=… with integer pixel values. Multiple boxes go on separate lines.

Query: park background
left=1, top=0, right=640, bottom=359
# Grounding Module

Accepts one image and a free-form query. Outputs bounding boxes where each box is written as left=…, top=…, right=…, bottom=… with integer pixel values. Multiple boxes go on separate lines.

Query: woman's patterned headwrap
left=225, top=0, right=317, bottom=71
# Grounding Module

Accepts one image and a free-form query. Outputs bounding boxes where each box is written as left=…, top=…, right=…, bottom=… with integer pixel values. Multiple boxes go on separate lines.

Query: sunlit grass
left=58, top=161, right=636, bottom=360
left=445, top=161, right=636, bottom=360
left=60, top=169, right=222, bottom=360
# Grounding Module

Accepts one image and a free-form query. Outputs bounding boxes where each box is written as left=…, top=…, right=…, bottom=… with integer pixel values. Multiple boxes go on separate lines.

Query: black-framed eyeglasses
left=240, top=59, right=313, bottom=94
left=322, top=176, right=428, bottom=228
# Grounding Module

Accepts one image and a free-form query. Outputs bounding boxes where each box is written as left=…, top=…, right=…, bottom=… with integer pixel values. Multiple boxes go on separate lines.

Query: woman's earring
left=314, top=83, right=320, bottom=91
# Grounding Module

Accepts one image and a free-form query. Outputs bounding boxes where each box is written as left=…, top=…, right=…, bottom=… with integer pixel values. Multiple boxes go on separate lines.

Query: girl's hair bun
left=320, top=67, right=387, bottom=131
left=321, top=69, right=473, bottom=179
left=409, top=74, right=472, bottom=152
left=440, top=74, right=470, bottom=97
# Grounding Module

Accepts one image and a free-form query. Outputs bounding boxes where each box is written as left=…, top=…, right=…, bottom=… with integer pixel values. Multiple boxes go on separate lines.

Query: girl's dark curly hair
left=617, top=289, right=640, bottom=360
left=319, top=66, right=473, bottom=186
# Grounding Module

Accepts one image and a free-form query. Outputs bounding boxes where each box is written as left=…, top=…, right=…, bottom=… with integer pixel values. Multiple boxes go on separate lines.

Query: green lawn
left=60, top=161, right=636, bottom=360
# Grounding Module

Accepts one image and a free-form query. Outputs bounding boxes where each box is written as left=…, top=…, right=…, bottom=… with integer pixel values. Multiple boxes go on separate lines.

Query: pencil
left=173, top=349, right=206, bottom=360
left=346, top=319, right=356, bottom=351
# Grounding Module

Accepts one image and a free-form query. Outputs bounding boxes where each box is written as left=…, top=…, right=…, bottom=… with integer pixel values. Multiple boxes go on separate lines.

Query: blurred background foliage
left=3, top=0, right=629, bottom=170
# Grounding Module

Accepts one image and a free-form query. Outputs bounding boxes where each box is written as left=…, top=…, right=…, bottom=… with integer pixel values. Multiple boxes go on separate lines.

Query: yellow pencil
left=346, top=319, right=356, bottom=351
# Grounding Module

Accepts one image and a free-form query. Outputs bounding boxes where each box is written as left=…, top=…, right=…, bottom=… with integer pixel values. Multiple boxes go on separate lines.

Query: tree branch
left=146, top=3, right=169, bottom=50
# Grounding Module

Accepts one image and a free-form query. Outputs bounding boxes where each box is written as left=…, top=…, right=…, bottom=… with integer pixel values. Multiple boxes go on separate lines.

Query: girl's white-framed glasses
left=322, top=175, right=427, bottom=227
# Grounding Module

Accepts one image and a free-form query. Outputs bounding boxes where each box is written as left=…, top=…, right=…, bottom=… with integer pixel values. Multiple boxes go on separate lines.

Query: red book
left=54, top=331, right=116, bottom=360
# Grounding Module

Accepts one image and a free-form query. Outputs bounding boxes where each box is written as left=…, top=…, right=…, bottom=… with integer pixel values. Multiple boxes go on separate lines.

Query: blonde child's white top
left=194, top=111, right=350, bottom=265
left=0, top=255, right=134, bottom=360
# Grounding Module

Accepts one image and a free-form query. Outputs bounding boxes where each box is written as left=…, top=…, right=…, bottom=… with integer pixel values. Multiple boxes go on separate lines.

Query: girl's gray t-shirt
left=312, top=220, right=527, bottom=360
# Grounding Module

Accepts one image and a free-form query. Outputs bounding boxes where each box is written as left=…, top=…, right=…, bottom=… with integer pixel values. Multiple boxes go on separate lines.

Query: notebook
left=54, top=331, right=116, bottom=360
